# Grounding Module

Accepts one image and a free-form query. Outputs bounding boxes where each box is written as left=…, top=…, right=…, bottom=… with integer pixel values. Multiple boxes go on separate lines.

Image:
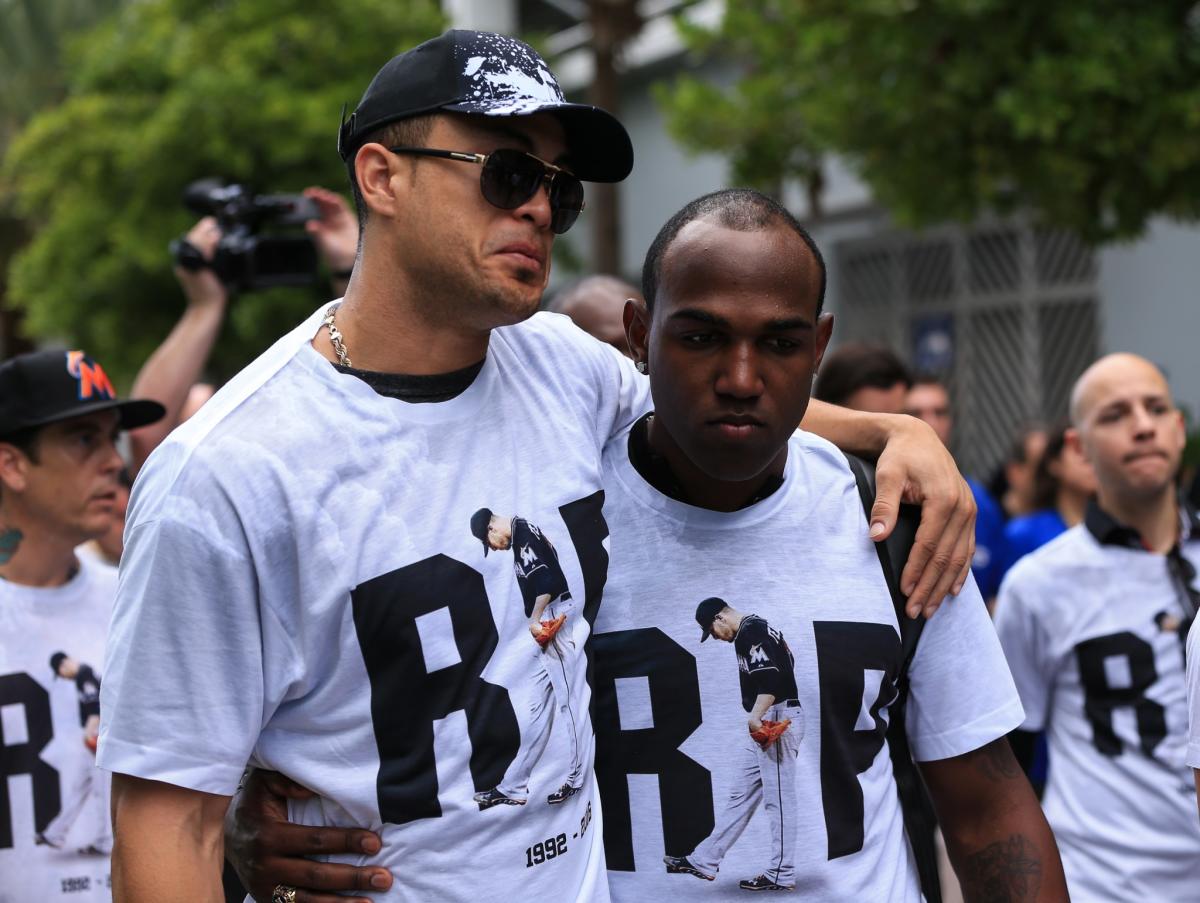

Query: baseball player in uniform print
left=469, top=508, right=585, bottom=810
left=36, top=652, right=112, bottom=854
left=664, top=598, right=803, bottom=892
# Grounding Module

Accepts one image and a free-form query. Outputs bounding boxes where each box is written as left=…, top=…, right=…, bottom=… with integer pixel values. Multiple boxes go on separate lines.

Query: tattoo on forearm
left=0, top=528, right=22, bottom=565
left=969, top=739, right=1022, bottom=783
left=959, top=833, right=1042, bottom=903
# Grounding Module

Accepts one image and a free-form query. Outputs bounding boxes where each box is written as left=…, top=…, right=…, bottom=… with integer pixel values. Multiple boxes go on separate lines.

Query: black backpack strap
left=843, top=453, right=942, bottom=903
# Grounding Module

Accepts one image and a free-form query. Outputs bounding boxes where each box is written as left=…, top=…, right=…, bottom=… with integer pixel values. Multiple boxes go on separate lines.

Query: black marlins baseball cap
left=471, top=507, right=494, bottom=556
left=0, top=350, right=165, bottom=438
left=338, top=30, right=634, bottom=183
left=695, top=597, right=728, bottom=643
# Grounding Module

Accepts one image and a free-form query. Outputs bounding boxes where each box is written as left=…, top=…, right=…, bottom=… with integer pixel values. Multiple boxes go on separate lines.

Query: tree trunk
left=587, top=0, right=640, bottom=277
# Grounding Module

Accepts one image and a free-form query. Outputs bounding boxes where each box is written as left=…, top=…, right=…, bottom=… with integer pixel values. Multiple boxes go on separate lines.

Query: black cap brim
left=442, top=100, right=633, bottom=183
left=15, top=398, right=166, bottom=434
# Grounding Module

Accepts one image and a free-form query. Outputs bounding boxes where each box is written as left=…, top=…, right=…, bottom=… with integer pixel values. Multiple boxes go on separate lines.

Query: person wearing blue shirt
left=906, top=376, right=1006, bottom=600
left=997, top=424, right=1096, bottom=584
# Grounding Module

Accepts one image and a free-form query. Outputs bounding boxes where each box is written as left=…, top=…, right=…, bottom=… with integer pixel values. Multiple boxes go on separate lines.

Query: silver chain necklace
left=322, top=304, right=352, bottom=368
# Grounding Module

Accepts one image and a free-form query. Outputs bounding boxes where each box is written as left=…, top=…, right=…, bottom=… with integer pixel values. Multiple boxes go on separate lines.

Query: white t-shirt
left=99, top=307, right=648, bottom=903
left=0, top=556, right=117, bottom=903
left=596, top=426, right=1023, bottom=900
left=1187, top=616, right=1200, bottom=769
left=994, top=524, right=1200, bottom=902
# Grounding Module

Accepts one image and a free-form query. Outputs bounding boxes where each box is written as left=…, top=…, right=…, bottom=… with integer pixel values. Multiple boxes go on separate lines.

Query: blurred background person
left=995, top=353, right=1199, bottom=901
left=548, top=274, right=640, bottom=357
left=76, top=467, right=131, bottom=566
left=813, top=342, right=911, bottom=414
left=0, top=349, right=163, bottom=901
left=989, top=424, right=1049, bottom=521
left=126, top=215, right=230, bottom=473
left=127, top=187, right=359, bottom=474
left=994, top=421, right=1097, bottom=797
left=906, top=374, right=1006, bottom=601
left=997, top=422, right=1096, bottom=584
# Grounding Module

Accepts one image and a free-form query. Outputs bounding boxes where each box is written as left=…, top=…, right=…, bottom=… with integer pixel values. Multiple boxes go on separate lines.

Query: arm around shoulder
left=111, top=773, right=230, bottom=902
left=802, top=401, right=976, bottom=618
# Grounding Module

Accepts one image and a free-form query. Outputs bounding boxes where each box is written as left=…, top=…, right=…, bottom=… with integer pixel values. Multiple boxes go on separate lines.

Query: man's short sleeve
left=992, top=568, right=1055, bottom=733
left=583, top=329, right=651, bottom=444
left=98, top=504, right=276, bottom=796
left=904, top=576, right=1025, bottom=762
left=1186, top=619, right=1200, bottom=769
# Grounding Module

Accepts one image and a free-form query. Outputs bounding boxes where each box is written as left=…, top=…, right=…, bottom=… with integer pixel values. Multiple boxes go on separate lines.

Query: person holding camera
left=128, top=187, right=360, bottom=473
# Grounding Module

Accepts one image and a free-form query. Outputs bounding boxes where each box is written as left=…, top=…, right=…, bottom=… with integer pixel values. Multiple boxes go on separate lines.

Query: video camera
left=170, top=179, right=320, bottom=293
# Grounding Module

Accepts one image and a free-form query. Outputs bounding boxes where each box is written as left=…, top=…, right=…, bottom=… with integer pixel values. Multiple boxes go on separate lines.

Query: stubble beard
left=418, top=248, right=544, bottom=333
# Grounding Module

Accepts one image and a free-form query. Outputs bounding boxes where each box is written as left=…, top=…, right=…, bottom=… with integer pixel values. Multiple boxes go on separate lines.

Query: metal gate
left=834, top=223, right=1099, bottom=479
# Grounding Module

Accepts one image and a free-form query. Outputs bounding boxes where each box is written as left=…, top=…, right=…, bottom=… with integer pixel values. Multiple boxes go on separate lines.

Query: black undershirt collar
left=334, top=358, right=485, bottom=403
left=626, top=413, right=784, bottom=509
left=1084, top=495, right=1200, bottom=550
left=1084, top=495, right=1200, bottom=630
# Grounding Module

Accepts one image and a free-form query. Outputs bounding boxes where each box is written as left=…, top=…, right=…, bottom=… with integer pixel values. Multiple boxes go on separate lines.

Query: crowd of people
left=1, top=27, right=1198, bottom=903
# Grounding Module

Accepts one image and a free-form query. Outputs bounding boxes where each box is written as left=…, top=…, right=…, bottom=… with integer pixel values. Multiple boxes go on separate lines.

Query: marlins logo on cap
left=0, top=349, right=164, bottom=437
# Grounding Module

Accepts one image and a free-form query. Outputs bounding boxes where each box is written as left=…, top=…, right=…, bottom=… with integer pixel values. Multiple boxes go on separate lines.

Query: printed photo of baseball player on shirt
left=35, top=652, right=112, bottom=855
left=468, top=508, right=585, bottom=810
left=664, top=598, right=805, bottom=892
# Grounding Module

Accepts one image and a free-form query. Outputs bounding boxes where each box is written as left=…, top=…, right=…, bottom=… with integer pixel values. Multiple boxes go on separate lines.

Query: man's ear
left=623, top=298, right=650, bottom=367
left=354, top=144, right=406, bottom=221
left=0, top=443, right=29, bottom=495
left=813, top=312, right=834, bottom=373
left=1063, top=427, right=1086, bottom=465
left=1170, top=409, right=1187, bottom=454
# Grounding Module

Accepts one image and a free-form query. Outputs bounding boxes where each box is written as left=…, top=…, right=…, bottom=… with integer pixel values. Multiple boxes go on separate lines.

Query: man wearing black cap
left=100, top=31, right=976, bottom=903
left=0, top=349, right=163, bottom=900
left=101, top=30, right=648, bottom=903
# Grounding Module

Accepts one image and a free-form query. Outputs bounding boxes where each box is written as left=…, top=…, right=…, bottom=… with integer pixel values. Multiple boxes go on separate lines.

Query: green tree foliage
left=2, top=0, right=444, bottom=383
left=658, top=0, right=1200, bottom=240
left=0, top=0, right=127, bottom=146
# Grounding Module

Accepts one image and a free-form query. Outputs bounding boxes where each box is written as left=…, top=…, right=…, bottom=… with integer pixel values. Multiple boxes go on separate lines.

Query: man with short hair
left=0, top=349, right=163, bottom=900
left=100, top=33, right=976, bottom=902
left=235, top=189, right=1065, bottom=901
left=813, top=342, right=911, bottom=414
left=995, top=353, right=1200, bottom=901
left=906, top=374, right=1006, bottom=599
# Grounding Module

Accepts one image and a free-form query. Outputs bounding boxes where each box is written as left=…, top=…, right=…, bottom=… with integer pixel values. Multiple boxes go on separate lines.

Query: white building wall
left=1097, top=219, right=1200, bottom=418
left=443, top=0, right=517, bottom=33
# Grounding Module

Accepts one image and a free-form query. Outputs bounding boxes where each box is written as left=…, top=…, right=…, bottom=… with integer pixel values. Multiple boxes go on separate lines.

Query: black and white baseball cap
left=338, top=30, right=634, bottom=183
left=0, top=349, right=165, bottom=437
